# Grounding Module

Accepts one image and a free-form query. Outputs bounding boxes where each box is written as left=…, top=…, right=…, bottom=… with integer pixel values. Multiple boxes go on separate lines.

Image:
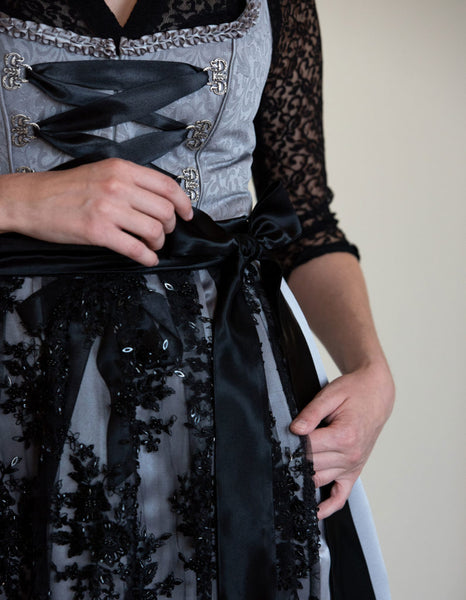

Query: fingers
left=117, top=187, right=178, bottom=235
left=114, top=209, right=166, bottom=252
left=290, top=386, right=346, bottom=436
left=310, top=450, right=344, bottom=472
left=307, top=421, right=357, bottom=455
left=316, top=479, right=354, bottom=520
left=79, top=159, right=195, bottom=264
left=89, top=159, right=189, bottom=227
left=137, top=194, right=177, bottom=234
left=113, top=159, right=194, bottom=221
left=313, top=468, right=343, bottom=490
left=99, top=228, right=159, bottom=267
left=310, top=445, right=358, bottom=494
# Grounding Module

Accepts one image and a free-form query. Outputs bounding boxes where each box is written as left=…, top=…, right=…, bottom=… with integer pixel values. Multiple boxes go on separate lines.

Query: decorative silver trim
left=2, top=52, right=30, bottom=90
left=0, top=13, right=118, bottom=58
left=10, top=114, right=39, bottom=147
left=122, top=2, right=260, bottom=55
left=186, top=119, right=212, bottom=150
left=0, top=2, right=260, bottom=56
left=204, top=58, right=228, bottom=96
left=178, top=167, right=200, bottom=204
left=15, top=166, right=35, bottom=173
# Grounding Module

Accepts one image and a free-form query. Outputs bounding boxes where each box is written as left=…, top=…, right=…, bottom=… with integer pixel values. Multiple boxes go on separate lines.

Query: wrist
left=352, top=358, right=395, bottom=411
left=340, top=346, right=388, bottom=375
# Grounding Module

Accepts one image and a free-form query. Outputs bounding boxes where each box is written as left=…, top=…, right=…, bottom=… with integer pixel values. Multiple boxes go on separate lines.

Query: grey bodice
left=0, top=1, right=271, bottom=221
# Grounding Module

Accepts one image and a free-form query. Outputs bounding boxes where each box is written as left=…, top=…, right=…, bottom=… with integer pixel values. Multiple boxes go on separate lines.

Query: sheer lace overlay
left=0, top=271, right=320, bottom=598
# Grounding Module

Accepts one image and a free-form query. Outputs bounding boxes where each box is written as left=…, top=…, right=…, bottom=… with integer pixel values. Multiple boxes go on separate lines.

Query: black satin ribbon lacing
left=26, top=60, right=208, bottom=170
left=1, top=185, right=306, bottom=599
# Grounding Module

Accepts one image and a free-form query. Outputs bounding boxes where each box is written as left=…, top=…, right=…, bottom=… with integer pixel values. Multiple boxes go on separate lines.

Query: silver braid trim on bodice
left=0, top=12, right=117, bottom=58
left=121, top=2, right=260, bottom=56
left=0, top=2, right=260, bottom=58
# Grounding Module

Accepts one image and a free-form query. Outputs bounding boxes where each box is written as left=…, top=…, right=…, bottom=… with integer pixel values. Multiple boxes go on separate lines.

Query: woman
left=0, top=0, right=394, bottom=598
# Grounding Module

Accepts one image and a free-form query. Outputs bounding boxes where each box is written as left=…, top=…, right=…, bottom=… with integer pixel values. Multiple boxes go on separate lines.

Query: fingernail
left=291, top=419, right=308, bottom=433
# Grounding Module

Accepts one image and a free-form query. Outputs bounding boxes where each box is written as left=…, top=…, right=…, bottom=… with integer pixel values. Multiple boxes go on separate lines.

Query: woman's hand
left=290, top=361, right=394, bottom=519
left=0, top=158, right=193, bottom=266
left=287, top=253, right=395, bottom=519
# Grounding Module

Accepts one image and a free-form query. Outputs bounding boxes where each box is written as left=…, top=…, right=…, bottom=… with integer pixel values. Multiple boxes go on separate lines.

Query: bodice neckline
left=0, top=1, right=260, bottom=57
left=77, top=0, right=170, bottom=41
left=0, top=0, right=250, bottom=43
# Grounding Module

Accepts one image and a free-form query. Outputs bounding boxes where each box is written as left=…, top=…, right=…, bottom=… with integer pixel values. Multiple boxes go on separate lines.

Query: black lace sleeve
left=253, top=0, right=359, bottom=275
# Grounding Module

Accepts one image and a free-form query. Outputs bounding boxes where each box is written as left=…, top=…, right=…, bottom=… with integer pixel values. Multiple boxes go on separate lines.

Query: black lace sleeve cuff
left=281, top=239, right=360, bottom=278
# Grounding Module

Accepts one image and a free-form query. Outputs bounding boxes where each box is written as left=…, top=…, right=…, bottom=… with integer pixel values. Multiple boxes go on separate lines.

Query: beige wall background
left=315, top=1, right=465, bottom=598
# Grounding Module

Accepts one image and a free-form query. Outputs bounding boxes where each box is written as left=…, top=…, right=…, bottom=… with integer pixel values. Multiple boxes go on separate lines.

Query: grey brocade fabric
left=0, top=2, right=268, bottom=222
left=0, top=0, right=359, bottom=269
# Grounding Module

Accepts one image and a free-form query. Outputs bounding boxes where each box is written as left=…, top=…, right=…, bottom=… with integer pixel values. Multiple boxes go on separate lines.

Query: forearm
left=0, top=174, right=20, bottom=234
left=287, top=252, right=391, bottom=378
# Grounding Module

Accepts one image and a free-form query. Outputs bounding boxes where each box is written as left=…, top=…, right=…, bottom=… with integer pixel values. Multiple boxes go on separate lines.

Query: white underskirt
left=280, top=280, right=391, bottom=600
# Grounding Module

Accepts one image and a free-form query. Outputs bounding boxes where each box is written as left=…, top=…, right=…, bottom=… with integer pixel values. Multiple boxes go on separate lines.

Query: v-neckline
left=103, top=0, right=138, bottom=28
left=76, top=0, right=249, bottom=41
left=76, top=0, right=161, bottom=41
left=101, top=0, right=142, bottom=32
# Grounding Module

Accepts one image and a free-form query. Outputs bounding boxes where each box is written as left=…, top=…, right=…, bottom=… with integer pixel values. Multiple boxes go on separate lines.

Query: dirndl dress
left=0, top=1, right=390, bottom=598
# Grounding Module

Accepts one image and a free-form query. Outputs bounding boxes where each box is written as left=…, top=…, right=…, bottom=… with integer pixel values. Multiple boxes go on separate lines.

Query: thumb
left=290, top=384, right=345, bottom=435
